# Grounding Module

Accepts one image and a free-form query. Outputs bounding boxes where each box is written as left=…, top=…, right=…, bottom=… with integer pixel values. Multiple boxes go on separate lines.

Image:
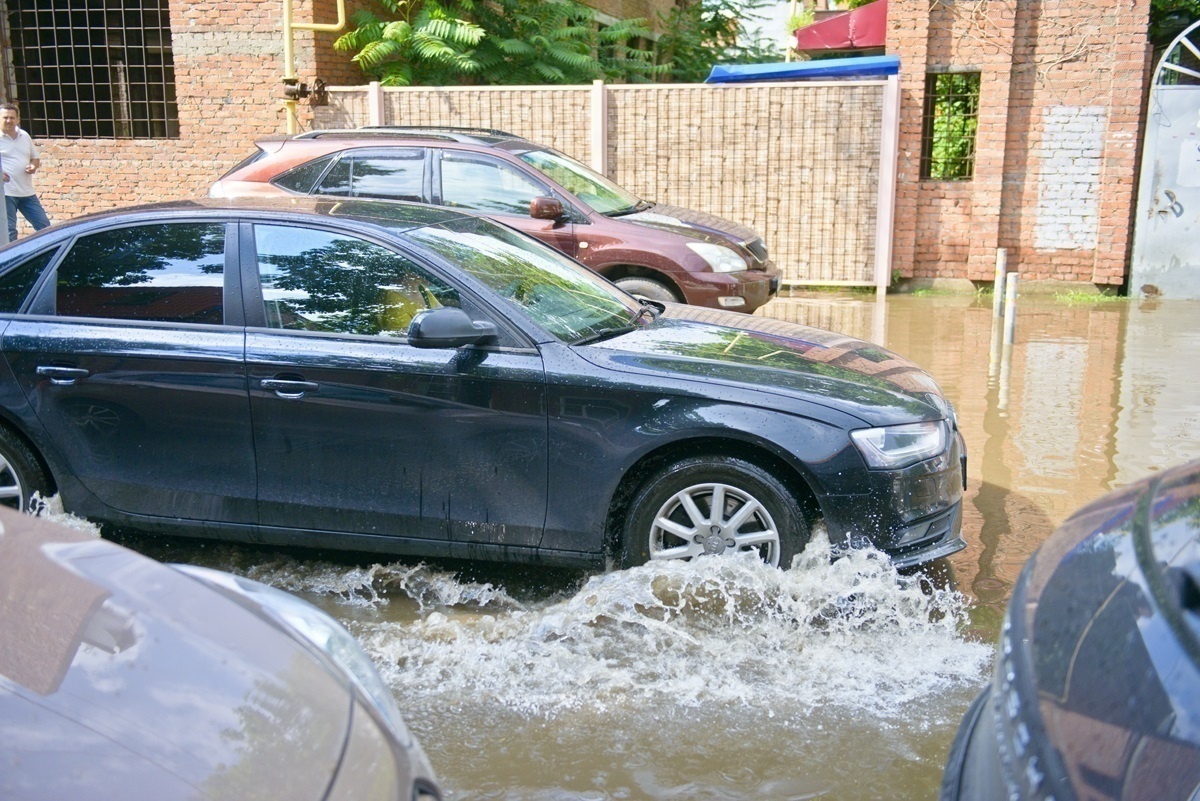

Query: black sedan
left=0, top=506, right=440, bottom=800
left=940, top=459, right=1200, bottom=800
left=0, top=198, right=965, bottom=570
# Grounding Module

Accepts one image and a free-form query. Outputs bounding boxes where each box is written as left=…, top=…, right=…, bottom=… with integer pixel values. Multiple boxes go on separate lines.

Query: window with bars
left=920, top=71, right=980, bottom=180
left=7, top=0, right=179, bottom=139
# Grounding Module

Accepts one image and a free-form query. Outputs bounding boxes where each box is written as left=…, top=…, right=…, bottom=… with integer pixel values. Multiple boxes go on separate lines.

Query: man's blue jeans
left=6, top=194, right=50, bottom=241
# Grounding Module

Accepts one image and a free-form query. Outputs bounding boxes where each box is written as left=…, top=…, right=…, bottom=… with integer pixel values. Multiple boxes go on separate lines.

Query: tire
left=614, top=276, right=680, bottom=304
left=0, top=427, right=51, bottom=513
left=621, top=456, right=808, bottom=569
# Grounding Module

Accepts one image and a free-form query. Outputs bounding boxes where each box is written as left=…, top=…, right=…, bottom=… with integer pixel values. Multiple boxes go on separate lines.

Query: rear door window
left=315, top=149, right=427, bottom=201
left=438, top=153, right=547, bottom=216
left=54, top=223, right=227, bottom=324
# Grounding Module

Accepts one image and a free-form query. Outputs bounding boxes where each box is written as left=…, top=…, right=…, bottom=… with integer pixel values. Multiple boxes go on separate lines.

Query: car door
left=433, top=150, right=578, bottom=257
left=241, top=221, right=550, bottom=550
left=0, top=220, right=257, bottom=523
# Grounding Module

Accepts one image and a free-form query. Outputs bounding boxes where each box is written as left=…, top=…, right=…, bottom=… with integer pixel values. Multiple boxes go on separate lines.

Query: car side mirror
left=407, top=307, right=498, bottom=349
left=530, top=196, right=565, bottom=221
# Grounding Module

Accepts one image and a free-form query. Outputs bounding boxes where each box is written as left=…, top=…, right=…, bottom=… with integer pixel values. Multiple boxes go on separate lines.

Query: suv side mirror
left=407, top=307, right=498, bottom=349
left=530, top=196, right=565, bottom=221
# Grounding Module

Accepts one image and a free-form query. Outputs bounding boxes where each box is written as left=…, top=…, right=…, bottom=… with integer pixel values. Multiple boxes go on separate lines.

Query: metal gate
left=1130, top=20, right=1200, bottom=299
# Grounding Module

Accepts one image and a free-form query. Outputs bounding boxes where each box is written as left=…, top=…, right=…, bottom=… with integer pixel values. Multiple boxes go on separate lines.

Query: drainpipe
left=281, top=0, right=347, bottom=134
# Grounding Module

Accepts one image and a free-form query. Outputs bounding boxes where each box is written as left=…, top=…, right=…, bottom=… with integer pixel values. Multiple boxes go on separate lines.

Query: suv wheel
left=615, top=277, right=679, bottom=304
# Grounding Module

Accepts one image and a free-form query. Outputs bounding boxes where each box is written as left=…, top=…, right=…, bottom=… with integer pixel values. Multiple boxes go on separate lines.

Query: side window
left=55, top=223, right=226, bottom=324
left=439, top=154, right=545, bottom=216
left=272, top=155, right=335, bottom=194
left=0, top=250, right=56, bottom=313
left=315, top=150, right=425, bottom=201
left=253, top=224, right=459, bottom=337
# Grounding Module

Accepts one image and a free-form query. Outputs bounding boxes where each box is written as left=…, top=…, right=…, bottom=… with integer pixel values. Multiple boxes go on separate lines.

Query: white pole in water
left=998, top=272, right=1018, bottom=412
left=992, top=248, right=1007, bottom=317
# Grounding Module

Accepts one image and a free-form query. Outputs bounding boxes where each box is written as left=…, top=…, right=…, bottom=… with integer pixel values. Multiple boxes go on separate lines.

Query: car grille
left=744, top=238, right=769, bottom=264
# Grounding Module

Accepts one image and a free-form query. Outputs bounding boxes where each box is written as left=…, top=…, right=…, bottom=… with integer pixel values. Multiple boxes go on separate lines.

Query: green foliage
left=654, top=0, right=785, bottom=84
left=922, top=72, right=980, bottom=180
left=838, top=0, right=878, bottom=9
left=335, top=0, right=664, bottom=85
left=1150, top=0, right=1200, bottom=45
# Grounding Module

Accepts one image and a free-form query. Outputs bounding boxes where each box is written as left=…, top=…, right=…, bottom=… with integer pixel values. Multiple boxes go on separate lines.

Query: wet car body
left=0, top=506, right=440, bottom=800
left=941, top=459, right=1200, bottom=801
left=208, top=128, right=781, bottom=313
left=0, top=198, right=963, bottom=570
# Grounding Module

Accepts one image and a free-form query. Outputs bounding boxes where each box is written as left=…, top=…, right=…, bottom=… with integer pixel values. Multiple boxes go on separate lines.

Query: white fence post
left=873, top=73, right=901, bottom=301
left=368, top=82, right=384, bottom=126
left=590, top=79, right=607, bottom=175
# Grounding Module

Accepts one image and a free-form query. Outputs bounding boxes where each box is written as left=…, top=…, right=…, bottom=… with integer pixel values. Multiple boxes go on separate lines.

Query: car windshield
left=517, top=149, right=644, bottom=216
left=406, top=217, right=643, bottom=343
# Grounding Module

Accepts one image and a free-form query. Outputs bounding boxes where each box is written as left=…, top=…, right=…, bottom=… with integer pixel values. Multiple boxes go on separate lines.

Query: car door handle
left=36, top=365, right=90, bottom=385
left=261, top=378, right=320, bottom=399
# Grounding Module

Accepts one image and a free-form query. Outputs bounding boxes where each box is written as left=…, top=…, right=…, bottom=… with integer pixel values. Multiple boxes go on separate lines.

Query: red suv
left=210, top=127, right=780, bottom=313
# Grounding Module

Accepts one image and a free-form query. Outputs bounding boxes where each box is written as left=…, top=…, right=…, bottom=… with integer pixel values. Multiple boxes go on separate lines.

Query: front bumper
left=675, top=263, right=781, bottom=314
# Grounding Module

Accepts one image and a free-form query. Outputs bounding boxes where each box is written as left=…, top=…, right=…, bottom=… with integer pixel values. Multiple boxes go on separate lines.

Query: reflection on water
left=84, top=293, right=1200, bottom=800
left=767, top=293, right=1200, bottom=634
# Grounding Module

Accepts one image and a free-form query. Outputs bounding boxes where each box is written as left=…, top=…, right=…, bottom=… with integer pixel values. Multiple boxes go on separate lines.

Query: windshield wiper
left=633, top=303, right=660, bottom=325
left=604, top=200, right=652, bottom=218
left=573, top=324, right=636, bottom=345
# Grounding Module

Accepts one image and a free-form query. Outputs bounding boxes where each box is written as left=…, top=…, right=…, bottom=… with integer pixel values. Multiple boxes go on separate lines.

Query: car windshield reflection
left=517, top=149, right=642, bottom=216
left=407, top=217, right=642, bottom=344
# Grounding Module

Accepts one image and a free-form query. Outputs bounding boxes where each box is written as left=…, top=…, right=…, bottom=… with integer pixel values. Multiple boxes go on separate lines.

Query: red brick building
left=884, top=0, right=1152, bottom=288
left=0, top=0, right=1155, bottom=290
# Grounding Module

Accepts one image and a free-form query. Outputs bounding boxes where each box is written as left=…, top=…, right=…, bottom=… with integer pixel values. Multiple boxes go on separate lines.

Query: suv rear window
left=272, top=155, right=335, bottom=194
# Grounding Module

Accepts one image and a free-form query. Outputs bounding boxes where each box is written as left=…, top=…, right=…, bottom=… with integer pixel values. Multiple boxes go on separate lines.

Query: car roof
left=54, top=196, right=484, bottom=235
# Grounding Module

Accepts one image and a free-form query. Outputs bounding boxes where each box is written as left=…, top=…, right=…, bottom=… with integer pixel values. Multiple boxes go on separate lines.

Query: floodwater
left=101, top=292, right=1200, bottom=800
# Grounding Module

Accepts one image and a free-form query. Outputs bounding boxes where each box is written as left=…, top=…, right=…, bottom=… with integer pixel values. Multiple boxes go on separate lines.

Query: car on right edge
left=940, top=459, right=1200, bottom=801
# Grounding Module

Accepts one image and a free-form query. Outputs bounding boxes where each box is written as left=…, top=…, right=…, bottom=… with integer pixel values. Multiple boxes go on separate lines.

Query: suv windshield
left=518, top=149, right=642, bottom=216
left=407, top=217, right=642, bottom=343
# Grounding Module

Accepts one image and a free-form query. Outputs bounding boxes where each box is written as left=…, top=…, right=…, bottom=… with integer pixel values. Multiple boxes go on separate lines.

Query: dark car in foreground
left=208, top=126, right=780, bottom=313
left=0, top=197, right=963, bottom=571
left=941, top=459, right=1200, bottom=801
left=0, top=506, right=440, bottom=800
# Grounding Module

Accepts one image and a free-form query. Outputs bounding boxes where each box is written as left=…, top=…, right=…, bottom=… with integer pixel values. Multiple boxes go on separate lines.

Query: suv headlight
left=851, top=421, right=948, bottom=469
left=687, top=242, right=747, bottom=273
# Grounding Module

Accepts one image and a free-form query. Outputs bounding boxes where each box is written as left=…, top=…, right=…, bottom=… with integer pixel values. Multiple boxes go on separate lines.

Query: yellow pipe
left=282, top=0, right=347, bottom=134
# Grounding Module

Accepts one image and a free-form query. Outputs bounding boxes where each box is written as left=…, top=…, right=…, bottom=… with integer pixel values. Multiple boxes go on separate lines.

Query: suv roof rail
left=293, top=126, right=521, bottom=144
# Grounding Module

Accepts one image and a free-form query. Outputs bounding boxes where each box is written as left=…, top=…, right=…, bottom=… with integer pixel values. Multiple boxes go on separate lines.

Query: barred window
left=7, top=0, right=179, bottom=139
left=920, top=71, right=980, bottom=180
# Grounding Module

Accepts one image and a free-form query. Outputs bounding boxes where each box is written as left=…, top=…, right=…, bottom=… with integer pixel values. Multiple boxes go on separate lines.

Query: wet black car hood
left=578, top=304, right=948, bottom=427
left=1019, top=459, right=1200, bottom=793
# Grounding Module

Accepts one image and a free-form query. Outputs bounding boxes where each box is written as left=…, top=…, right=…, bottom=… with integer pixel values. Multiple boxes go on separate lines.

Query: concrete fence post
left=590, top=79, right=607, bottom=175
left=992, top=248, right=1007, bottom=317
left=368, top=82, right=384, bottom=126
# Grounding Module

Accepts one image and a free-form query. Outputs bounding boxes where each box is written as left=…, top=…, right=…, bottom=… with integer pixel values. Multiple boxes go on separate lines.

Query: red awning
left=793, top=0, right=887, bottom=51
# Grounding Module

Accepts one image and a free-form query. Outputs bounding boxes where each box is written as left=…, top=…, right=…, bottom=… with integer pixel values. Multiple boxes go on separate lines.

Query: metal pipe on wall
left=281, top=0, right=347, bottom=134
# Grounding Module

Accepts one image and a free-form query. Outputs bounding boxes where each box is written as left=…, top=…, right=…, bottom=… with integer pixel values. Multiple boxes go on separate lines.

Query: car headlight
left=172, top=565, right=413, bottom=746
left=687, top=242, right=747, bottom=273
left=850, top=421, right=948, bottom=469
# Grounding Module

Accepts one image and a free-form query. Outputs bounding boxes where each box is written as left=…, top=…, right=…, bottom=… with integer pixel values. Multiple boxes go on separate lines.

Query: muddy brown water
left=107, top=293, right=1200, bottom=800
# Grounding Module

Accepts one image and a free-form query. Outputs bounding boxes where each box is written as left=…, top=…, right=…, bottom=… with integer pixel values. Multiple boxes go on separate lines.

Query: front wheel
left=0, top=427, right=51, bottom=512
left=621, top=456, right=808, bottom=569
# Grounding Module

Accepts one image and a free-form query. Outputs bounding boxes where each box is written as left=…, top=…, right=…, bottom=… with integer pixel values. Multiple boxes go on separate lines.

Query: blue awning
left=704, top=55, right=900, bottom=83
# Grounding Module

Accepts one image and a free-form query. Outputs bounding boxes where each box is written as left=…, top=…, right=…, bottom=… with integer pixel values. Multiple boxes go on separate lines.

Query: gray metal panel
left=1130, top=23, right=1200, bottom=299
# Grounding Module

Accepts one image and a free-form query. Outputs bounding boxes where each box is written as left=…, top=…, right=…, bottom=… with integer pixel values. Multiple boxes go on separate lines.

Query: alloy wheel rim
left=648, top=482, right=780, bottom=566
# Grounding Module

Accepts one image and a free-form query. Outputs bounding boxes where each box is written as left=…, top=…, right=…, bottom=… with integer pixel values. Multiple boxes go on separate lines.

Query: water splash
left=295, top=533, right=995, bottom=722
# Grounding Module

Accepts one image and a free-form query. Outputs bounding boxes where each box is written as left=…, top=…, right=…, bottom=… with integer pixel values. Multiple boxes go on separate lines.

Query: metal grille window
left=920, top=71, right=980, bottom=180
left=7, top=0, right=179, bottom=139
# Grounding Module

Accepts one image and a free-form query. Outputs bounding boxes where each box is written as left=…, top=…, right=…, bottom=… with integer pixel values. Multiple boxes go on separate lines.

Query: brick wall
left=889, top=0, right=1152, bottom=288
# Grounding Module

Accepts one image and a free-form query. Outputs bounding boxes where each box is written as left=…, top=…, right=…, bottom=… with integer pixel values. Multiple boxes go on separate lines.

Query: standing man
left=0, top=103, right=50, bottom=241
